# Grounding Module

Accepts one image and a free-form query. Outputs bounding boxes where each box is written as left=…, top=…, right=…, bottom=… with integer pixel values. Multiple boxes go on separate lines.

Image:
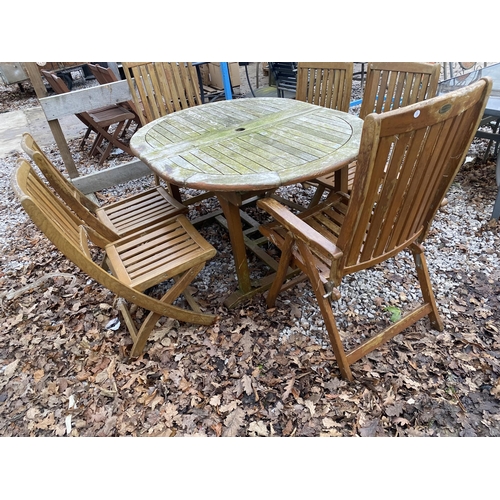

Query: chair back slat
left=146, top=63, right=170, bottom=118
left=268, top=62, right=298, bottom=97
left=20, top=133, right=119, bottom=242
left=360, top=62, right=441, bottom=119
left=337, top=77, right=492, bottom=273
left=14, top=160, right=86, bottom=251
left=296, top=62, right=353, bottom=112
left=123, top=62, right=202, bottom=126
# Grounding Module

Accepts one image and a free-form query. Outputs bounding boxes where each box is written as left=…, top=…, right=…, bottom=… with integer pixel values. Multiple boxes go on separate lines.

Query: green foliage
left=385, top=306, right=402, bottom=322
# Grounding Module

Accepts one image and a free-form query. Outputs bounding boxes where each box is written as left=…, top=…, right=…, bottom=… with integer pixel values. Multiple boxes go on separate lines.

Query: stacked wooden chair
left=268, top=62, right=298, bottom=97
left=11, top=157, right=218, bottom=357
left=41, top=70, right=136, bottom=166
left=21, top=133, right=187, bottom=241
left=309, top=62, right=441, bottom=204
left=257, top=77, right=492, bottom=380
left=87, top=63, right=142, bottom=135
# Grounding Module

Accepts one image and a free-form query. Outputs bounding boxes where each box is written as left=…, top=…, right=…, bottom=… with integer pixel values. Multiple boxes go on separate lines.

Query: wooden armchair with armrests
left=257, top=77, right=492, bottom=380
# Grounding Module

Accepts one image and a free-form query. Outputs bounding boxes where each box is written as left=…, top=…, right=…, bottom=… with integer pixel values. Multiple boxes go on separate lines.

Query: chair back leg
left=411, top=244, right=444, bottom=331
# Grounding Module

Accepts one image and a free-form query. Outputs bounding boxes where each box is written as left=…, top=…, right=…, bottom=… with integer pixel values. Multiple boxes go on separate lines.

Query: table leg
left=214, top=191, right=306, bottom=308
left=216, top=193, right=252, bottom=294
left=335, top=166, right=349, bottom=194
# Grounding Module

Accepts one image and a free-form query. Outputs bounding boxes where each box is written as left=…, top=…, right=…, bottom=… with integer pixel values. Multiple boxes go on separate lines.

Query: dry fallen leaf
left=33, top=369, right=44, bottom=383
left=248, top=421, right=269, bottom=437
left=242, top=374, right=253, bottom=396
left=304, top=399, right=316, bottom=417
left=65, top=415, right=72, bottom=435
left=2, top=359, right=19, bottom=379
left=491, top=380, right=500, bottom=398
left=322, top=417, right=336, bottom=429
left=223, top=407, right=245, bottom=437
left=282, top=377, right=295, bottom=401
left=209, top=394, right=221, bottom=406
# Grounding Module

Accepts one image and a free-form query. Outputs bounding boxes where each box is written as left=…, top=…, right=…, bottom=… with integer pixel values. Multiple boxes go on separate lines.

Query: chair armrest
left=257, top=197, right=343, bottom=260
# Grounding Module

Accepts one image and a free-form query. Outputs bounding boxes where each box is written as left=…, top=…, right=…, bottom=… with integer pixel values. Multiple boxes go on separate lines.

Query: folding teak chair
left=12, top=159, right=218, bottom=357
left=258, top=77, right=492, bottom=380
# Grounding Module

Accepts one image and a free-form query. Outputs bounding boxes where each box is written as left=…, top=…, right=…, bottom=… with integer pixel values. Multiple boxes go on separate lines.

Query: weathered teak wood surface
left=131, top=98, right=363, bottom=191
left=39, top=79, right=133, bottom=120
left=131, top=97, right=363, bottom=306
left=258, top=78, right=492, bottom=380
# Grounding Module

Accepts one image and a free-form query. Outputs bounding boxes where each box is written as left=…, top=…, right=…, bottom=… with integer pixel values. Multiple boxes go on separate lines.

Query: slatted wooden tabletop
left=130, top=97, right=363, bottom=192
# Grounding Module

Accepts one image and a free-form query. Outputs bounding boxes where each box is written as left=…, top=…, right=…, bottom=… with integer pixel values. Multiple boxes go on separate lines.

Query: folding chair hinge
left=323, top=282, right=341, bottom=301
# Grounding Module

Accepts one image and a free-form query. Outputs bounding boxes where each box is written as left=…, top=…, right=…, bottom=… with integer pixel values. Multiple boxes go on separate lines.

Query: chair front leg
left=129, top=264, right=205, bottom=357
left=80, top=127, right=93, bottom=150
left=411, top=243, right=443, bottom=331
left=266, top=232, right=294, bottom=308
left=296, top=239, right=353, bottom=381
left=99, top=122, right=127, bottom=166
left=117, top=298, right=138, bottom=342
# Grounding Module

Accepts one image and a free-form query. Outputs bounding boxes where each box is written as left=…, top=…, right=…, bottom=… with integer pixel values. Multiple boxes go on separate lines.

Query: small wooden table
left=131, top=97, right=363, bottom=306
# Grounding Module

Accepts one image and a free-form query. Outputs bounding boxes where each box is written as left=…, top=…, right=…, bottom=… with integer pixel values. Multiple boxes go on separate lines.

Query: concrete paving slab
left=0, top=107, right=88, bottom=158
left=0, top=110, right=28, bottom=157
